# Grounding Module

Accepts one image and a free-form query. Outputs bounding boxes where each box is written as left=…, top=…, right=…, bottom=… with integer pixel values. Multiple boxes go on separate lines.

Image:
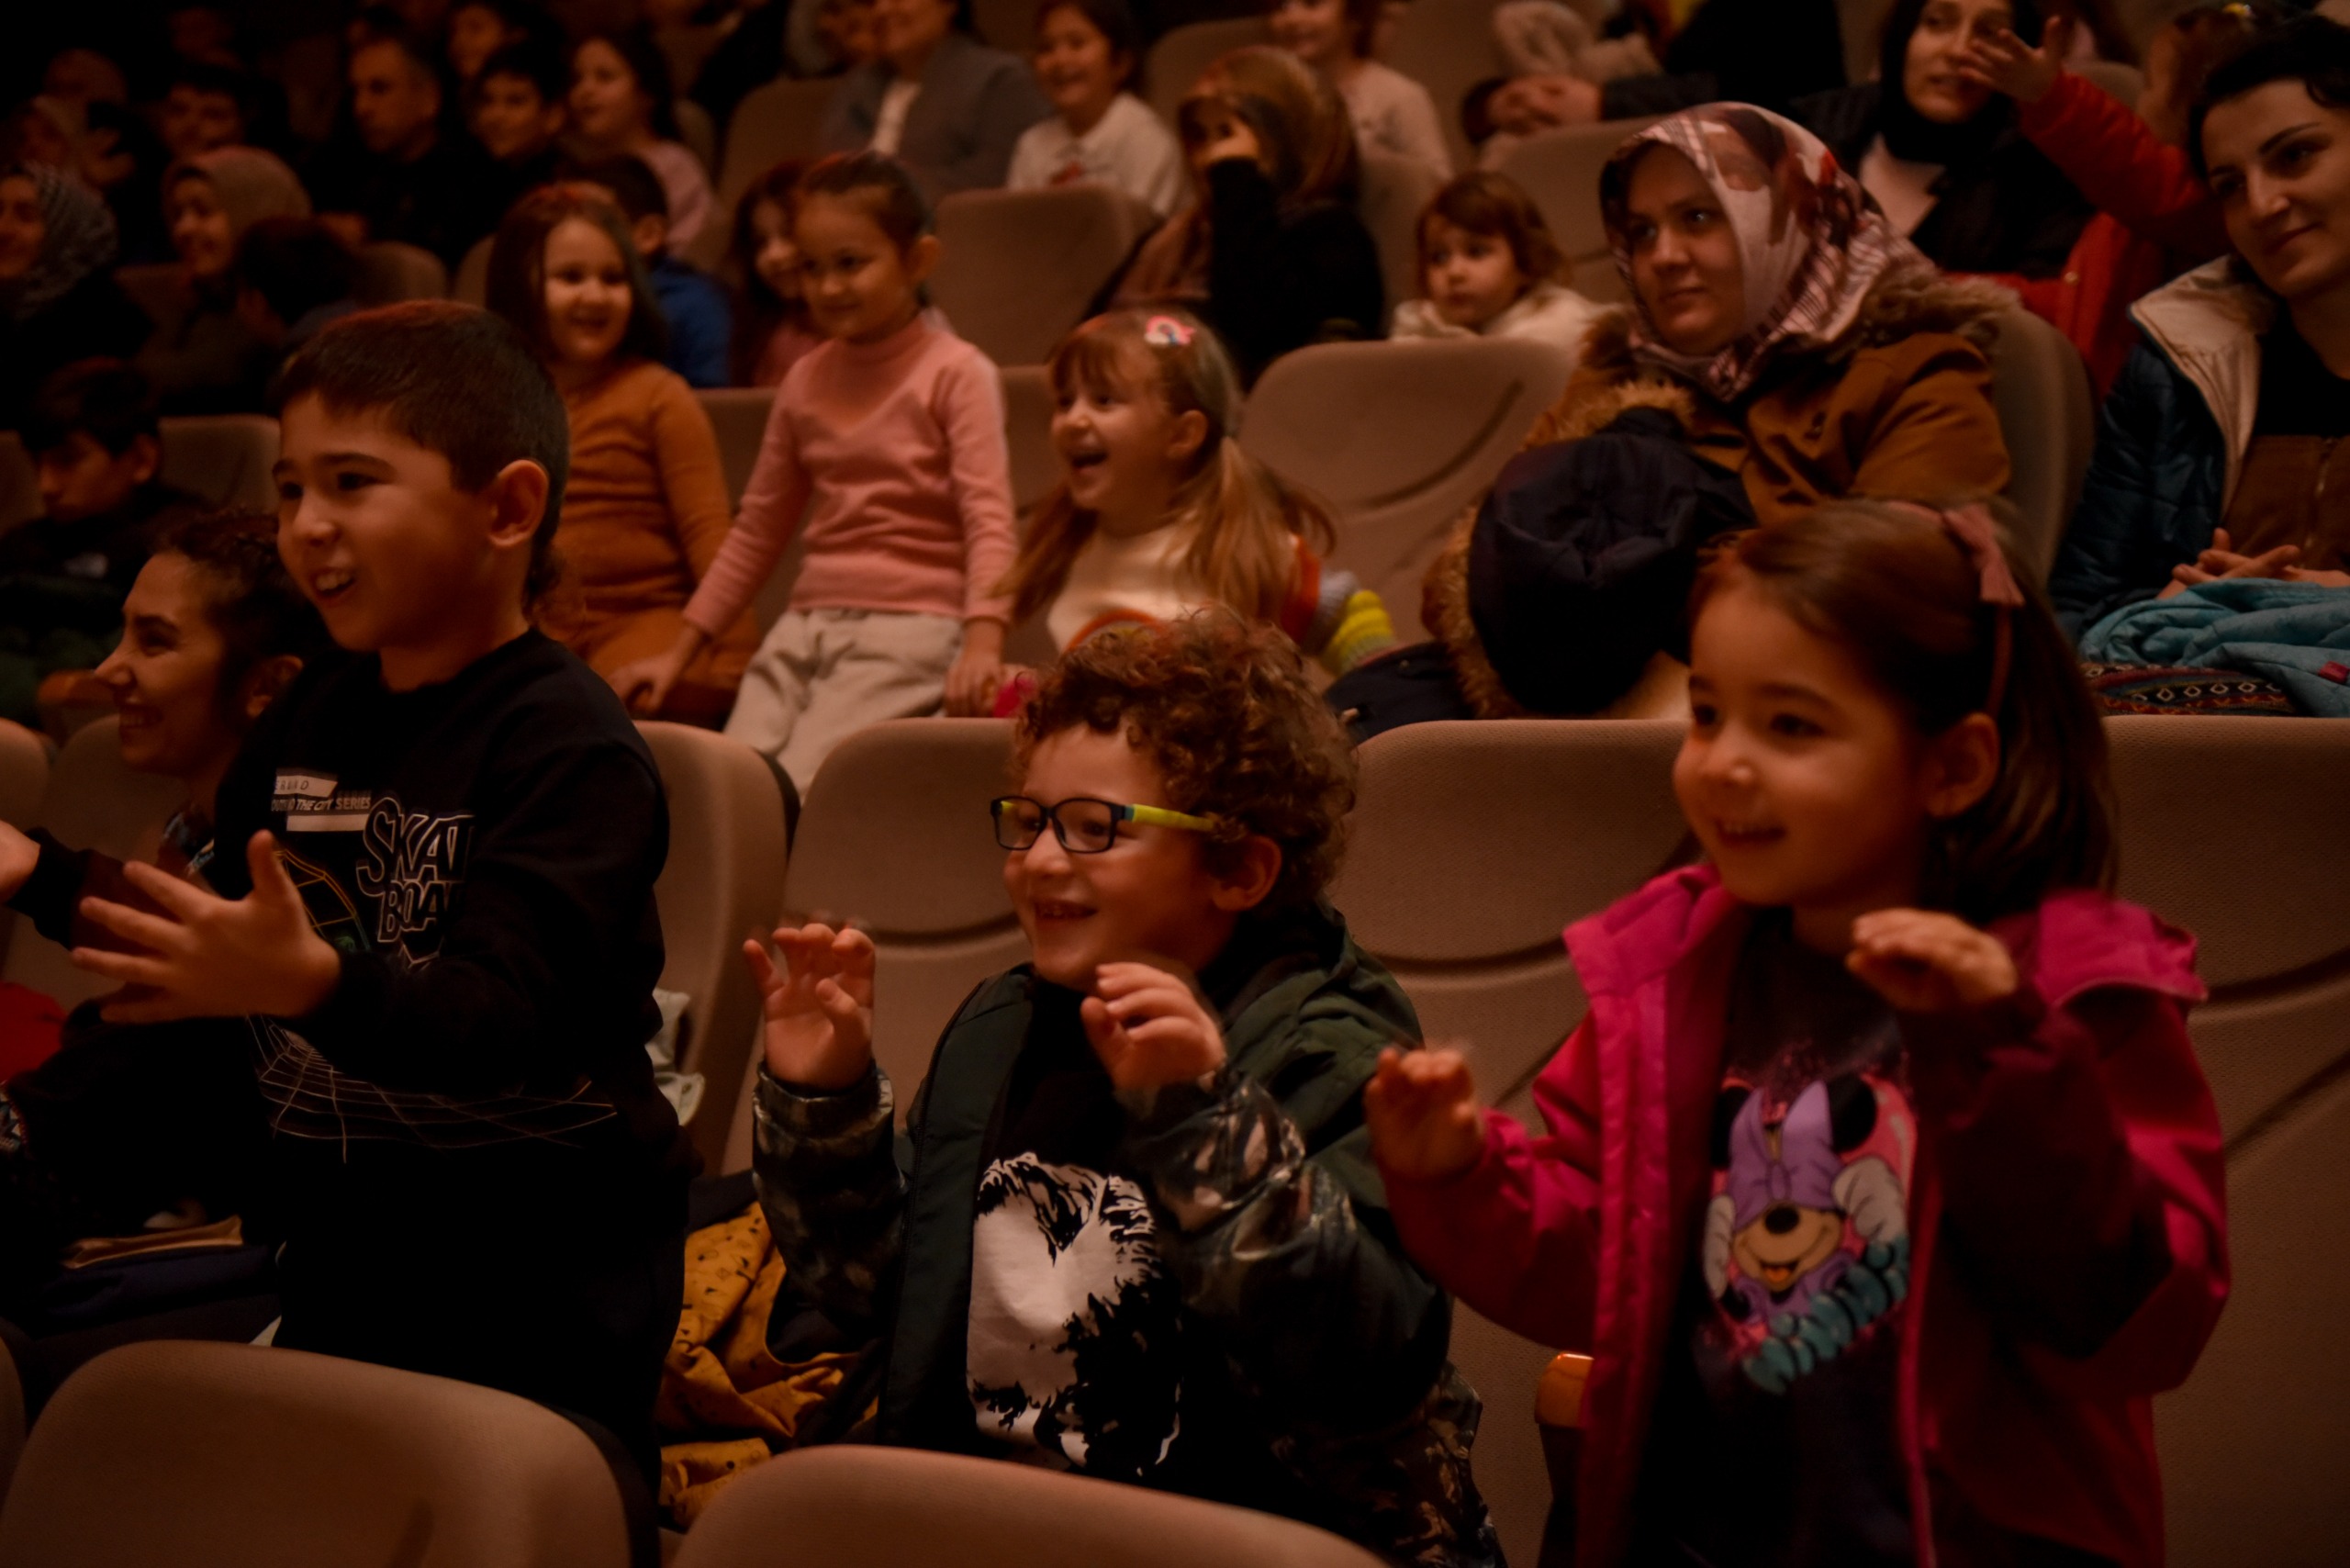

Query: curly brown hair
left=1013, top=614, right=1357, bottom=908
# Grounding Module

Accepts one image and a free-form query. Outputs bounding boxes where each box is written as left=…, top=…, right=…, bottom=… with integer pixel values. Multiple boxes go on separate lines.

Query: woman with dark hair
left=819, top=0, right=1052, bottom=195
left=2052, top=12, right=2350, bottom=638
left=1007, top=0, right=1187, bottom=218
left=486, top=185, right=757, bottom=722
left=1114, top=46, right=1385, bottom=385
left=135, top=147, right=313, bottom=416
left=0, top=164, right=147, bottom=430
left=1793, top=0, right=2093, bottom=278
left=568, top=28, right=716, bottom=251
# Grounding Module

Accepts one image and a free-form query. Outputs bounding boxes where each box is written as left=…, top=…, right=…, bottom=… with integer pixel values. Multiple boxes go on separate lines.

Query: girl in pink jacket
left=1367, top=499, right=2228, bottom=1568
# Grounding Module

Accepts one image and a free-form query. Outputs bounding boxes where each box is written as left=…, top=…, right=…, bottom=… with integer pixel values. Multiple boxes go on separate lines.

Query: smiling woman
left=132, top=147, right=311, bottom=417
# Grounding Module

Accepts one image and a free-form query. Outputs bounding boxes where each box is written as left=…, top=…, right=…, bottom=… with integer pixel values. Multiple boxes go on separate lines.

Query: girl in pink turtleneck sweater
left=614, top=153, right=1017, bottom=790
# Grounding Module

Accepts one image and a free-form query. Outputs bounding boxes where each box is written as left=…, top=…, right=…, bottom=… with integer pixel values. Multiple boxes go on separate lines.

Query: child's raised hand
left=1959, top=16, right=2070, bottom=103
left=746, top=921, right=877, bottom=1090
left=1846, top=908, right=2020, bottom=1013
left=1364, top=1046, right=1488, bottom=1181
left=1080, top=960, right=1225, bottom=1092
left=71, top=832, right=341, bottom=1024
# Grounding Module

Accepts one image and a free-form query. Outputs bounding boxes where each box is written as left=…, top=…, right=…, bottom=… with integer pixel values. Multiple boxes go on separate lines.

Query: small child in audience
left=1367, top=500, right=2228, bottom=1567
left=726, top=160, right=822, bottom=387
left=745, top=613, right=1498, bottom=1567
left=0, top=360, right=207, bottom=727
left=571, top=152, right=734, bottom=389
left=568, top=28, right=715, bottom=252
left=997, top=308, right=1394, bottom=689
left=65, top=303, right=694, bottom=1474
left=1266, top=0, right=1452, bottom=179
left=1389, top=172, right=1602, bottom=354
left=471, top=39, right=570, bottom=196
left=486, top=185, right=757, bottom=722
left=1007, top=0, right=1187, bottom=219
left=612, top=154, right=1017, bottom=791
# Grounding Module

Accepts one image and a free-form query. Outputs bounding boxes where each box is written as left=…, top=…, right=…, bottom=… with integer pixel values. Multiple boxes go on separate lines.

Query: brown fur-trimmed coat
left=1427, top=268, right=2015, bottom=717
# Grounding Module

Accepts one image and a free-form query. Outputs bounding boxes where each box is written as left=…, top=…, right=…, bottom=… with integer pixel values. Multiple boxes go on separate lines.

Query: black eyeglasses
left=990, top=795, right=1221, bottom=855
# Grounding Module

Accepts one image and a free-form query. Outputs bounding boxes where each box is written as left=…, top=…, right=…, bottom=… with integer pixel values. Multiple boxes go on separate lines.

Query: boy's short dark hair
left=151, top=509, right=333, bottom=718
left=1013, top=614, right=1357, bottom=908
left=566, top=152, right=669, bottom=225
left=167, top=57, right=259, bottom=110
left=274, top=301, right=570, bottom=604
left=2189, top=13, right=2350, bottom=178
left=23, top=359, right=161, bottom=460
left=238, top=218, right=361, bottom=328
left=477, top=38, right=566, bottom=106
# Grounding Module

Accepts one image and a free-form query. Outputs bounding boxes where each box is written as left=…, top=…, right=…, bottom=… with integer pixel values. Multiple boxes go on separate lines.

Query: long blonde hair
left=999, top=308, right=1335, bottom=629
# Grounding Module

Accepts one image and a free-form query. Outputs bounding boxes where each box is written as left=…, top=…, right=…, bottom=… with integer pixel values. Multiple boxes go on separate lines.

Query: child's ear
left=903, top=232, right=943, bottom=289
left=1922, top=711, right=2001, bottom=820
left=483, top=459, right=552, bottom=554
left=632, top=213, right=667, bottom=259
left=1207, top=834, right=1283, bottom=914
left=240, top=653, right=305, bottom=722
left=1164, top=409, right=1211, bottom=466
left=124, top=433, right=162, bottom=487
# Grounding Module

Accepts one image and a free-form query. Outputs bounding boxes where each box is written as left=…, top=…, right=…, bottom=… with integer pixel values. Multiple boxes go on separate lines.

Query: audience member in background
left=486, top=186, right=756, bottom=722
left=573, top=153, right=734, bottom=389
left=234, top=218, right=365, bottom=377
left=445, top=0, right=553, bottom=86
left=1008, top=0, right=1187, bottom=219
left=568, top=28, right=718, bottom=254
left=37, top=49, right=130, bottom=114
left=1957, top=6, right=2264, bottom=396
left=1483, top=0, right=1845, bottom=133
left=135, top=148, right=312, bottom=417
left=0, top=164, right=147, bottom=431
left=471, top=39, right=570, bottom=199
left=1116, top=47, right=1384, bottom=386
left=690, top=0, right=878, bottom=133
left=17, top=90, right=173, bottom=266
left=1422, top=106, right=2011, bottom=719
left=820, top=0, right=1053, bottom=196
left=1267, top=0, right=1451, bottom=181
left=1371, top=499, right=2226, bottom=1568
left=1390, top=171, right=1600, bottom=354
left=308, top=25, right=508, bottom=267
left=727, top=159, right=823, bottom=386
left=159, top=61, right=260, bottom=161
left=1793, top=0, right=2092, bottom=280
left=745, top=613, right=1498, bottom=1568
left=998, top=310, right=1394, bottom=695
left=0, top=361, right=207, bottom=727
left=62, top=304, right=694, bottom=1478
left=2053, top=15, right=2350, bottom=639
left=613, top=155, right=1018, bottom=790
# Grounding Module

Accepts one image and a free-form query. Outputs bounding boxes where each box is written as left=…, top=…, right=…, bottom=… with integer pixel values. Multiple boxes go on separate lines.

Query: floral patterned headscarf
left=1599, top=104, right=1925, bottom=404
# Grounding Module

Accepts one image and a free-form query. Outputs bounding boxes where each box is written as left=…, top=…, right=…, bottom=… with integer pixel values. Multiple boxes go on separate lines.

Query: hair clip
left=1142, top=314, right=1194, bottom=349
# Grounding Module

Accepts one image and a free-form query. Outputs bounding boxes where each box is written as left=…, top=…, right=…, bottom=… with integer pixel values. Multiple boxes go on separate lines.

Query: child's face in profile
left=750, top=198, right=803, bottom=300
left=96, top=551, right=240, bottom=785
left=1268, top=0, right=1351, bottom=70
left=1005, top=724, right=1250, bottom=991
left=37, top=431, right=153, bottom=522
left=1423, top=217, right=1529, bottom=330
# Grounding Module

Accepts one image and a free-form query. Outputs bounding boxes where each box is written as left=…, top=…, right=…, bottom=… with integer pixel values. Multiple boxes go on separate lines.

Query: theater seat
left=1357, top=152, right=1447, bottom=320
left=1239, top=337, right=1576, bottom=638
left=0, top=721, right=47, bottom=832
left=1146, top=17, right=1265, bottom=125
left=158, top=414, right=280, bottom=514
left=973, top=0, right=1036, bottom=53
left=1494, top=118, right=1660, bottom=293
left=2076, top=59, right=2145, bottom=106
left=931, top=185, right=1159, bottom=367
left=0, top=717, right=182, bottom=1014
left=718, top=79, right=836, bottom=217
left=722, top=719, right=1020, bottom=1169
left=672, top=1445, right=1388, bottom=1568
left=2109, top=717, right=2350, bottom=1567
left=697, top=387, right=776, bottom=508
left=1983, top=307, right=2095, bottom=583
left=1836, top=0, right=1895, bottom=84
left=639, top=722, right=791, bottom=1171
left=1386, top=0, right=1497, bottom=172
left=453, top=234, right=493, bottom=307
left=352, top=241, right=449, bottom=305
left=0, top=437, right=36, bottom=533
left=0, top=1341, right=642, bottom=1568
left=999, top=364, right=1060, bottom=516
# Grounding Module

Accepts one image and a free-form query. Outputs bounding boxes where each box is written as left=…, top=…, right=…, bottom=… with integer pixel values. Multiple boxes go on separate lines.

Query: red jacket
left=1970, top=71, right=2230, bottom=397
left=1383, top=866, right=2229, bottom=1568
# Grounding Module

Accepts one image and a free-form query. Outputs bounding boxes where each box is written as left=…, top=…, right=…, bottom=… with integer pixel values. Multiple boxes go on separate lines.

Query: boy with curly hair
left=746, top=614, right=1497, bottom=1567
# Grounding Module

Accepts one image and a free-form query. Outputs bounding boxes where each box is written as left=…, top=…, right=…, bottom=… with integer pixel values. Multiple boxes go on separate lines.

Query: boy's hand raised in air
left=1081, top=960, right=1225, bottom=1092
left=1364, top=1047, right=1487, bottom=1182
left=747, top=921, right=876, bottom=1091
left=71, top=832, right=341, bottom=1024
left=1846, top=908, right=2020, bottom=1013
left=1959, top=17, right=2071, bottom=103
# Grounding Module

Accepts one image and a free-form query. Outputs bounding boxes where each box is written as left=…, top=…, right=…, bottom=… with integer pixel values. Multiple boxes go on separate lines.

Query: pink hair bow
left=1936, top=502, right=2025, bottom=610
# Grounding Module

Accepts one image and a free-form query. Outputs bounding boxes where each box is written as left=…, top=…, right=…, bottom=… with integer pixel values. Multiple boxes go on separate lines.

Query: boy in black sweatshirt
left=72, top=301, right=693, bottom=1469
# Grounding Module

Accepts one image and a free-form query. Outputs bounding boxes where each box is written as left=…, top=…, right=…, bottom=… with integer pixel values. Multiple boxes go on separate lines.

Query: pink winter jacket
left=1383, top=866, right=2229, bottom=1568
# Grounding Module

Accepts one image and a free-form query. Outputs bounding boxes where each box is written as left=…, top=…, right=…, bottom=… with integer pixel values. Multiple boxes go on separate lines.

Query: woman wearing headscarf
left=1794, top=0, right=2093, bottom=278
left=133, top=146, right=312, bottom=415
left=1419, top=105, right=2013, bottom=718
left=0, top=162, right=146, bottom=429
left=1113, top=46, right=1384, bottom=386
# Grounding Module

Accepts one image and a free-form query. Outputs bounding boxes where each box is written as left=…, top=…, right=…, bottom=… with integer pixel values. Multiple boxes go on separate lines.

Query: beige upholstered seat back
left=1386, top=0, right=1498, bottom=172
left=697, top=387, right=777, bottom=507
left=0, top=721, right=46, bottom=832
left=1357, top=152, right=1448, bottom=321
left=2113, top=718, right=2350, bottom=1566
left=640, top=722, right=791, bottom=1170
left=0, top=1341, right=632, bottom=1568
left=2076, top=59, right=2145, bottom=106
left=0, top=718, right=182, bottom=1012
left=718, top=79, right=836, bottom=215
left=159, top=415, right=281, bottom=514
left=453, top=234, right=493, bottom=307
left=1983, top=308, right=2095, bottom=583
left=674, top=1445, right=1389, bottom=1568
left=1494, top=118, right=1659, bottom=286
left=998, top=364, right=1060, bottom=516
left=1835, top=0, right=1896, bottom=82
left=1145, top=18, right=1266, bottom=124
left=1239, top=338, right=1575, bottom=638
left=352, top=241, right=449, bottom=304
left=725, top=719, right=1023, bottom=1166
left=974, top=0, right=1037, bottom=51
left=932, top=185, right=1159, bottom=367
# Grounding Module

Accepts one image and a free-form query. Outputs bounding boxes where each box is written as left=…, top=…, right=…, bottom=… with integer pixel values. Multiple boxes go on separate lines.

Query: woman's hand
left=944, top=619, right=1005, bottom=717
left=2168, top=527, right=2304, bottom=592
left=1959, top=16, right=2071, bottom=104
left=1846, top=908, right=2019, bottom=1013
left=1364, top=1046, right=1488, bottom=1181
left=1081, top=960, right=1226, bottom=1092
left=746, top=921, right=877, bottom=1091
left=609, top=629, right=707, bottom=718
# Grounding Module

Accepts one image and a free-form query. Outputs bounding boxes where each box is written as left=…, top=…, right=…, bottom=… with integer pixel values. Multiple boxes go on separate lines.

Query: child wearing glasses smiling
left=743, top=613, right=1498, bottom=1568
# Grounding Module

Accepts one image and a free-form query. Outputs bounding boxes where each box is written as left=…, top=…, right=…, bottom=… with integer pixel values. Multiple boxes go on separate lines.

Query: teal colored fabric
left=2078, top=578, right=2350, bottom=715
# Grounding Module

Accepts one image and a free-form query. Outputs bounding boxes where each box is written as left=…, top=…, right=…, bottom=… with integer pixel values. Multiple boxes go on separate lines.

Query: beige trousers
left=723, top=608, right=965, bottom=792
